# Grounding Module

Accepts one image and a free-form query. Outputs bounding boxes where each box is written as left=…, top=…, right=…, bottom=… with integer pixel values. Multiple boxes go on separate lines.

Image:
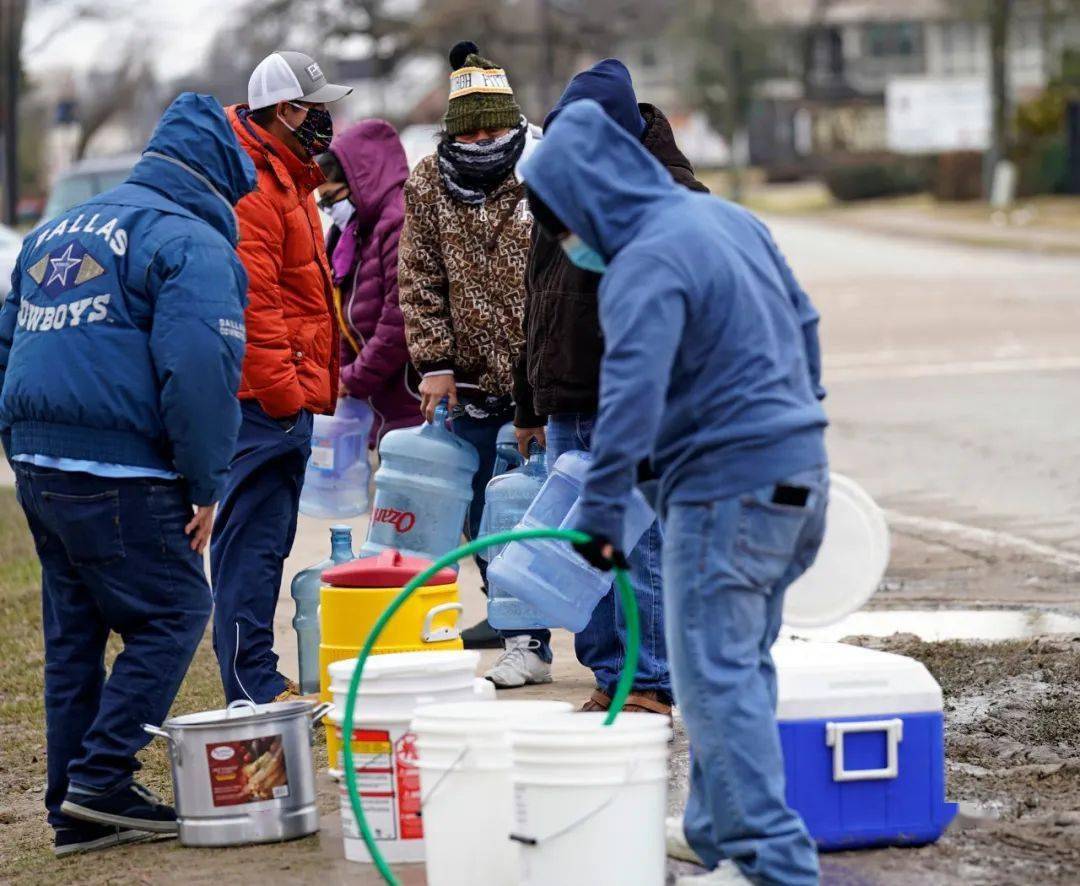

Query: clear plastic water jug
left=360, top=400, right=479, bottom=563
left=486, top=450, right=655, bottom=632
left=478, top=441, right=547, bottom=563
left=493, top=422, right=524, bottom=477
left=299, top=397, right=373, bottom=519
left=291, top=524, right=355, bottom=694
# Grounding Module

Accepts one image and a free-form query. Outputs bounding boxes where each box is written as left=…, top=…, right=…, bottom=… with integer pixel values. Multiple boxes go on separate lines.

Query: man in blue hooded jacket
left=520, top=99, right=828, bottom=885
left=0, top=93, right=256, bottom=856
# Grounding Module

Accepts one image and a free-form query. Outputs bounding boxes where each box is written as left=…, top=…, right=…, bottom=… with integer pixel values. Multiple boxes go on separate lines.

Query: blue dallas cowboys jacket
left=0, top=93, right=257, bottom=505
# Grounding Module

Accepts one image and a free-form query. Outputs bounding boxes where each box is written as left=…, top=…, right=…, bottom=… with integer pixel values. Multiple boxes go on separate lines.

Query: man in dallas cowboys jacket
left=0, top=93, right=255, bottom=856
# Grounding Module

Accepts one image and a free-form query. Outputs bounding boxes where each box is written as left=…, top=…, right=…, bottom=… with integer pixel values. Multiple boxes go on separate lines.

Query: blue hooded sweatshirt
left=520, top=99, right=827, bottom=544
left=544, top=58, right=646, bottom=137
left=0, top=93, right=257, bottom=505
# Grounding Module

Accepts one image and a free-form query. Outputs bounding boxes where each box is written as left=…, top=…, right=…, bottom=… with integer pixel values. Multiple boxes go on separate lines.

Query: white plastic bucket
left=327, top=651, right=490, bottom=864
left=410, top=701, right=574, bottom=886
left=510, top=712, right=671, bottom=886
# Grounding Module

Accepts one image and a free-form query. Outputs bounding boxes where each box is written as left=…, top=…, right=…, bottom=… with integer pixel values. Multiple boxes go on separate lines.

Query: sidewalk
left=829, top=200, right=1080, bottom=256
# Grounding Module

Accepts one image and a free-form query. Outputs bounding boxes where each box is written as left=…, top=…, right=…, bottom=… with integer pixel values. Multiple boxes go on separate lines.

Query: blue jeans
left=210, top=401, right=313, bottom=702
left=13, top=464, right=211, bottom=830
left=450, top=408, right=552, bottom=662
left=546, top=413, right=670, bottom=699
left=663, top=466, right=828, bottom=885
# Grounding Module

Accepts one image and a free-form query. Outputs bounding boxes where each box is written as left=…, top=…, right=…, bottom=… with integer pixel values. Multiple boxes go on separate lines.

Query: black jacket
left=513, top=104, right=708, bottom=427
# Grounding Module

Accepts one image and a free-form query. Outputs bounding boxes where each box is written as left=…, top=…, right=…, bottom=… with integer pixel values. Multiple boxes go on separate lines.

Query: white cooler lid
left=782, top=473, right=890, bottom=628
left=774, top=639, right=942, bottom=720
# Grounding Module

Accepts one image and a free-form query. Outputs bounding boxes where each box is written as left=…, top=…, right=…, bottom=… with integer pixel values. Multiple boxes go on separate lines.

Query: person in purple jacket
left=317, top=120, right=423, bottom=445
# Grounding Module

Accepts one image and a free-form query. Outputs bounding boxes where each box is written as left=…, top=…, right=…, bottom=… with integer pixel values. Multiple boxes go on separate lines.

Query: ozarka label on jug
left=361, top=400, right=478, bottom=562
left=372, top=504, right=417, bottom=534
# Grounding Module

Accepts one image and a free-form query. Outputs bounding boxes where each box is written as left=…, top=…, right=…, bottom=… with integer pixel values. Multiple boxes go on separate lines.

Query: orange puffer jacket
left=228, top=105, right=339, bottom=418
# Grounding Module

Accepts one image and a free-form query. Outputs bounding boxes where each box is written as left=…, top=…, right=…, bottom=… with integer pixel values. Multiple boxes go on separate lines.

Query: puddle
left=786, top=608, right=1080, bottom=643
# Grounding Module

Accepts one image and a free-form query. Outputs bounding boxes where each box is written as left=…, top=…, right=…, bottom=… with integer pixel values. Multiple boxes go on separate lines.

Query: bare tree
left=681, top=0, right=773, bottom=201
left=224, top=0, right=662, bottom=121
left=72, top=49, right=152, bottom=159
left=0, top=0, right=128, bottom=221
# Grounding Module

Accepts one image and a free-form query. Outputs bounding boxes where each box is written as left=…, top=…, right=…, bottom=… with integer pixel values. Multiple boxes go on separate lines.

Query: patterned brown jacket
left=398, top=152, right=532, bottom=399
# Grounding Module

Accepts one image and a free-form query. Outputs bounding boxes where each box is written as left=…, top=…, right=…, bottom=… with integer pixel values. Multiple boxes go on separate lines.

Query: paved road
left=770, top=215, right=1080, bottom=554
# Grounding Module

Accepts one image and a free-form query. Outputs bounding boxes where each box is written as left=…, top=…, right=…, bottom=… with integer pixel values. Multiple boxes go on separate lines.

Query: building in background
left=747, top=0, right=1080, bottom=175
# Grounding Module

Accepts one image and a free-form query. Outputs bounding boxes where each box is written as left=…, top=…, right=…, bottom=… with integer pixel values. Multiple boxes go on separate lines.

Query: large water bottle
left=486, top=450, right=655, bottom=632
left=291, top=524, right=355, bottom=693
left=492, top=422, right=524, bottom=478
left=360, top=399, right=479, bottom=562
left=480, top=444, right=550, bottom=629
left=299, top=397, right=373, bottom=519
left=478, top=441, right=547, bottom=562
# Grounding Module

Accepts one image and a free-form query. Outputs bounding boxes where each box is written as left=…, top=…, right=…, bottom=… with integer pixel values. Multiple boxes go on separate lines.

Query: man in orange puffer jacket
left=210, top=50, right=351, bottom=703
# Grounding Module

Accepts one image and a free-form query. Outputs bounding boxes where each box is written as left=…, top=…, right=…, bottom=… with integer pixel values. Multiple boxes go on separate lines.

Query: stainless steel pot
left=144, top=699, right=332, bottom=847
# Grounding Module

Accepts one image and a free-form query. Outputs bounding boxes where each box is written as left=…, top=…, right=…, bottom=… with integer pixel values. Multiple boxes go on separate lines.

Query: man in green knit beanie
left=399, top=41, right=552, bottom=682
left=444, top=44, right=522, bottom=136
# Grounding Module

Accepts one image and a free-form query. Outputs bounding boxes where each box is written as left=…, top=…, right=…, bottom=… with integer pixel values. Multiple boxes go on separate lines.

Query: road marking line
left=830, top=355, right=1080, bottom=382
left=887, top=510, right=1080, bottom=571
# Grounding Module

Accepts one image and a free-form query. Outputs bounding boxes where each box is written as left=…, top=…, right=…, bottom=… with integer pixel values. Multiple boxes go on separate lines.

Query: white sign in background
left=886, top=77, right=991, bottom=154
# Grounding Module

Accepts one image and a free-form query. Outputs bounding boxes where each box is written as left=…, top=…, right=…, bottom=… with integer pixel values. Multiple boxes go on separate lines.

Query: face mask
left=560, top=234, right=606, bottom=274
left=326, top=198, right=354, bottom=229
left=279, top=102, right=334, bottom=157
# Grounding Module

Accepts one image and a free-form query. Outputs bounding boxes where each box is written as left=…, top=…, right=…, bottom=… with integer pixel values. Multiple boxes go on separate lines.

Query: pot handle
left=142, top=723, right=174, bottom=744
left=309, top=702, right=334, bottom=725
left=142, top=723, right=181, bottom=766
left=226, top=699, right=258, bottom=718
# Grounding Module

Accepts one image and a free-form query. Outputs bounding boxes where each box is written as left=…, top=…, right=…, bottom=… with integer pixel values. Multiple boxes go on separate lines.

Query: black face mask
left=280, top=102, right=334, bottom=157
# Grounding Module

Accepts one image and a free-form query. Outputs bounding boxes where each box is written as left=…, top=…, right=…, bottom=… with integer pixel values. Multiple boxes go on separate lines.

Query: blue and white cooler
left=775, top=474, right=958, bottom=850
left=774, top=640, right=957, bottom=849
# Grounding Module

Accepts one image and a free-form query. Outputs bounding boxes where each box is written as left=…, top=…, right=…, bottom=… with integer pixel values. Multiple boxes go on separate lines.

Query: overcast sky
left=24, top=0, right=236, bottom=81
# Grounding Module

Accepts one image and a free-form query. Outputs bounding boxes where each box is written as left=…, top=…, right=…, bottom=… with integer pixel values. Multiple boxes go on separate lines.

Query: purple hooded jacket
left=328, top=119, right=423, bottom=445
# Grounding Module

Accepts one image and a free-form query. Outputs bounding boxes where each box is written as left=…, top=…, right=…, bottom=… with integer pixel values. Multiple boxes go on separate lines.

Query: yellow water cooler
left=319, top=550, right=462, bottom=766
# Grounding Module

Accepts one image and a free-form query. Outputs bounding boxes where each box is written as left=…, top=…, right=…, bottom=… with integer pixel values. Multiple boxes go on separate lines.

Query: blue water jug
left=486, top=450, right=655, bottom=632
left=299, top=397, right=373, bottom=519
left=360, top=400, right=479, bottom=563
left=291, top=524, right=355, bottom=693
left=493, top=422, right=524, bottom=478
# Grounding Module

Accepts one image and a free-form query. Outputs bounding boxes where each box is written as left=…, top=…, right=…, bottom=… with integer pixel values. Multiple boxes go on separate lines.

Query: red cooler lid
left=323, top=550, right=457, bottom=588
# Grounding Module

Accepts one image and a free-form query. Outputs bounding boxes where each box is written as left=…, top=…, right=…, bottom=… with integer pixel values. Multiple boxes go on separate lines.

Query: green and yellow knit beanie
left=443, top=40, right=522, bottom=137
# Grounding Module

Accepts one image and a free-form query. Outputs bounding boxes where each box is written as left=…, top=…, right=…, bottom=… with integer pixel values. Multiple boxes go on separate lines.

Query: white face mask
left=326, top=199, right=355, bottom=230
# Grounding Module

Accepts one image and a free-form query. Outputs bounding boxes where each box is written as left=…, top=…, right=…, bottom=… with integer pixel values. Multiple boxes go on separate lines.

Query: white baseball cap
left=248, top=50, right=353, bottom=110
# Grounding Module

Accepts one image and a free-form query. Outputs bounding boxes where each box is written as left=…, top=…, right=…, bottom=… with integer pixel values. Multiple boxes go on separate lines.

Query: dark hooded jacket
left=0, top=93, right=256, bottom=504
left=519, top=99, right=826, bottom=543
left=513, top=62, right=707, bottom=426
left=326, top=119, right=422, bottom=445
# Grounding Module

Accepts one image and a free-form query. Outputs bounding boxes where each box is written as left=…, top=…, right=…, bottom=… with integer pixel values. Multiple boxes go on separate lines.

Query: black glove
left=572, top=535, right=629, bottom=572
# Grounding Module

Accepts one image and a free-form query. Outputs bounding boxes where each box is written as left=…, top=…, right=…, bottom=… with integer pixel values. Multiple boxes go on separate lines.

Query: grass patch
left=0, top=487, right=240, bottom=881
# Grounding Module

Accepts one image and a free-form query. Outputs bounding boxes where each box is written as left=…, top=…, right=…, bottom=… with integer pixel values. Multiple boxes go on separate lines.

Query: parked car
left=0, top=222, right=22, bottom=299
left=40, top=153, right=139, bottom=224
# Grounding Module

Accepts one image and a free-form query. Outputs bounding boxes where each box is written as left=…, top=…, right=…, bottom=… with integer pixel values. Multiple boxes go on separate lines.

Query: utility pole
left=0, top=0, right=23, bottom=225
left=985, top=0, right=1012, bottom=198
left=538, top=0, right=556, bottom=114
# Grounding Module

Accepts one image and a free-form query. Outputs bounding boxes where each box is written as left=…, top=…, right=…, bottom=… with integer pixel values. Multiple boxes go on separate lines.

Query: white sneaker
left=675, top=861, right=752, bottom=885
left=484, top=636, right=552, bottom=689
left=666, top=815, right=704, bottom=865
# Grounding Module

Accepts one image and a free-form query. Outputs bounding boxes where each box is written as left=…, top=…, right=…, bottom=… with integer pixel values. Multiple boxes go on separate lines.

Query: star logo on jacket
left=26, top=241, right=106, bottom=299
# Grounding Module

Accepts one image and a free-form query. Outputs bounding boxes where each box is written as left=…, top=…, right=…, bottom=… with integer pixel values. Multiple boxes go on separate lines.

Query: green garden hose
left=340, top=527, right=640, bottom=886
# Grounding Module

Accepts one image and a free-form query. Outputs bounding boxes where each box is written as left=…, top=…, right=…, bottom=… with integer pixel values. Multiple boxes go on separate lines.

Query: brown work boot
left=579, top=689, right=611, bottom=712
left=272, top=677, right=319, bottom=703
left=579, top=689, right=673, bottom=721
